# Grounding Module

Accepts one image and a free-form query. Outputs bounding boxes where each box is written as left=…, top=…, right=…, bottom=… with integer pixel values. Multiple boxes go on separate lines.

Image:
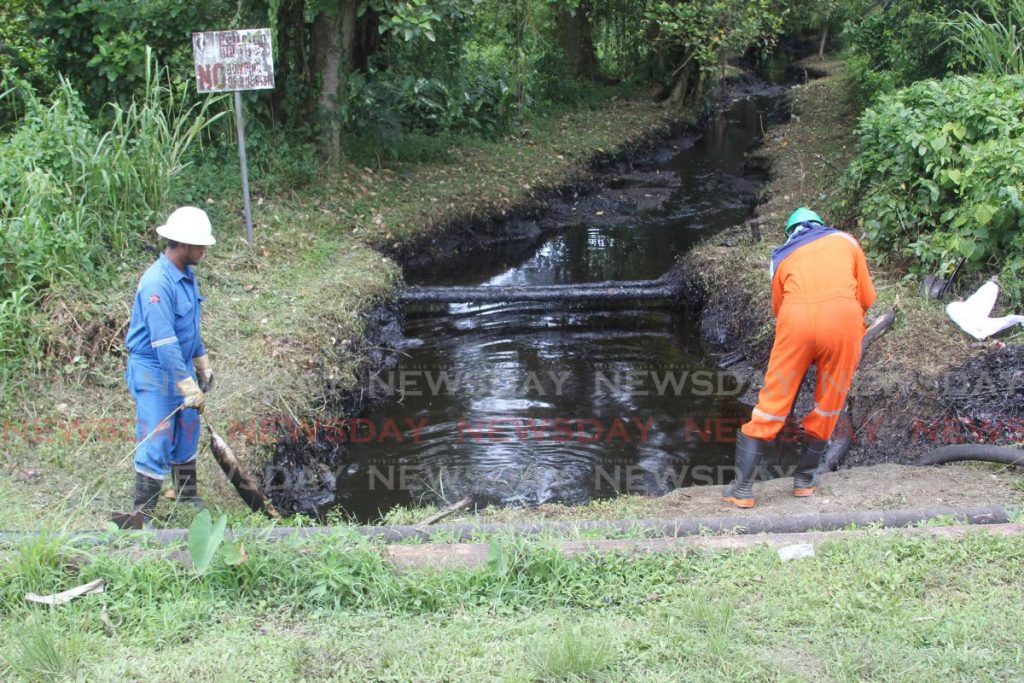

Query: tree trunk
left=557, top=0, right=598, bottom=79
left=665, top=57, right=695, bottom=108
left=271, top=0, right=303, bottom=124
left=341, top=0, right=358, bottom=71
left=312, top=4, right=343, bottom=164
left=818, top=24, right=830, bottom=60
left=311, top=0, right=360, bottom=164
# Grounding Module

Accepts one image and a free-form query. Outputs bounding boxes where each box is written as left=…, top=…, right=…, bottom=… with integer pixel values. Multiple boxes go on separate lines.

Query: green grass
left=943, top=0, right=1024, bottom=76
left=1, top=618, right=84, bottom=682
left=526, top=622, right=618, bottom=681
left=1, top=530, right=1022, bottom=681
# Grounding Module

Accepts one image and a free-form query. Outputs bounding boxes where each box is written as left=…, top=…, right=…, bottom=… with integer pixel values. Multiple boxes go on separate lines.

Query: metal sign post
left=192, top=28, right=275, bottom=244
left=233, top=91, right=254, bottom=243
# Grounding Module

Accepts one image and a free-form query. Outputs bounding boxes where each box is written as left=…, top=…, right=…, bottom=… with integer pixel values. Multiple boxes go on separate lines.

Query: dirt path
left=655, top=464, right=1023, bottom=518
left=462, top=463, right=1023, bottom=524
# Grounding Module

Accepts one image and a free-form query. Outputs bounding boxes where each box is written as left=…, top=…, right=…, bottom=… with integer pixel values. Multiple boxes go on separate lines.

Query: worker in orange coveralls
left=722, top=208, right=876, bottom=509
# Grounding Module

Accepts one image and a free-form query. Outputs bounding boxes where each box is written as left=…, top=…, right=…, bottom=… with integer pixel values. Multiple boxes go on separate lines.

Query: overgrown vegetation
left=942, top=0, right=1024, bottom=75
left=0, top=54, right=222, bottom=374
left=838, top=0, right=973, bottom=103
left=36, top=0, right=231, bottom=113
left=838, top=0, right=1024, bottom=304
left=1, top=529, right=1023, bottom=680
left=845, top=76, right=1024, bottom=303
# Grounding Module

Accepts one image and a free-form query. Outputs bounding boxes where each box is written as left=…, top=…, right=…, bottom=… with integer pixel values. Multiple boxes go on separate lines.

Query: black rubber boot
left=131, top=472, right=163, bottom=528
left=793, top=436, right=829, bottom=497
left=722, top=433, right=767, bottom=509
left=171, top=461, right=204, bottom=510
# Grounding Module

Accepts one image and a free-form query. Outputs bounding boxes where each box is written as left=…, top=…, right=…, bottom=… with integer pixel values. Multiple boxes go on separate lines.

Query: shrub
left=844, top=75, right=1024, bottom=303
left=36, top=0, right=231, bottom=114
left=0, top=0, right=54, bottom=125
left=839, top=0, right=984, bottom=102
left=0, top=53, right=223, bottom=374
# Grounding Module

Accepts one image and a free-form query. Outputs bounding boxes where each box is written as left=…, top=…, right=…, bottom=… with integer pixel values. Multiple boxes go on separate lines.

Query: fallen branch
left=207, top=424, right=281, bottom=519
left=26, top=578, right=104, bottom=606
left=416, top=497, right=473, bottom=528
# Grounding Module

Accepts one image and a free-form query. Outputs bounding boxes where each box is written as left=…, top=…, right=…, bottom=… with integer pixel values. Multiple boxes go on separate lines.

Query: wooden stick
left=416, top=497, right=473, bottom=528
left=820, top=306, right=899, bottom=471
left=206, top=423, right=281, bottom=519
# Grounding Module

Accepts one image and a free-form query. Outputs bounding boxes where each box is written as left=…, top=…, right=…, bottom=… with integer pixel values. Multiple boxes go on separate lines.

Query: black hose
left=0, top=506, right=1012, bottom=547
left=915, top=445, right=1024, bottom=468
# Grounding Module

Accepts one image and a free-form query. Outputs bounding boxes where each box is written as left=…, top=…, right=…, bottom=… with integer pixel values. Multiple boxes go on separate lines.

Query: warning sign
left=192, top=29, right=274, bottom=93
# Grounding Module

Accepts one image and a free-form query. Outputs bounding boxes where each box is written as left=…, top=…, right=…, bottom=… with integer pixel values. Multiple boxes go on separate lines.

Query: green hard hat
left=785, top=207, right=823, bottom=234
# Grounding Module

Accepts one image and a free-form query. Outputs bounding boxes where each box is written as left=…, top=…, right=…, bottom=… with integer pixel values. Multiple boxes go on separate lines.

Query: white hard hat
left=156, top=206, right=216, bottom=246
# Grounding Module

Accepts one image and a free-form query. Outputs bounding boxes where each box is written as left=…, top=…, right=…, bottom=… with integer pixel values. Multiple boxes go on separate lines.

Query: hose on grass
left=915, top=445, right=1024, bottom=468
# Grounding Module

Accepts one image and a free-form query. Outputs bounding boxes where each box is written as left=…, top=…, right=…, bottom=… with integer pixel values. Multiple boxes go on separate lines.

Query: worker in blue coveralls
left=124, top=206, right=216, bottom=523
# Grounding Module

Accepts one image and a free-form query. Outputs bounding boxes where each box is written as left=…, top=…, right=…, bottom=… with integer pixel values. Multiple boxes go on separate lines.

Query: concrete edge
left=384, top=523, right=1024, bottom=569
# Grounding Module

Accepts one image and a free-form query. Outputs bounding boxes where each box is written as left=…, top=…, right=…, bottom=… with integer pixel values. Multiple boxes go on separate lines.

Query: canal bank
left=676, top=57, right=1024, bottom=476
left=266, top=62, right=800, bottom=519
left=278, top=56, right=1024, bottom=526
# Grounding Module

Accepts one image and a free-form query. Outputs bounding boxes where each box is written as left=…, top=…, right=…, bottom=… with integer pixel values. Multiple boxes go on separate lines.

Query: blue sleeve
left=139, top=281, right=192, bottom=386
left=193, top=293, right=206, bottom=359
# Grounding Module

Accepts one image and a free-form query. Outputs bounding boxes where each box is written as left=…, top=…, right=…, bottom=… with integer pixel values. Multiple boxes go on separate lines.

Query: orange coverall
left=741, top=232, right=877, bottom=442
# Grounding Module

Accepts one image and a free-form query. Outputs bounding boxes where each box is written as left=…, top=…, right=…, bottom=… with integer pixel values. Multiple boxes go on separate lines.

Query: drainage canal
left=334, top=75, right=790, bottom=521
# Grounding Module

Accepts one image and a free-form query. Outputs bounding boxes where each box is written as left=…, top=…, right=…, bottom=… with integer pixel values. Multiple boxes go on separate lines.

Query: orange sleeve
left=854, top=244, right=876, bottom=312
left=771, top=270, right=784, bottom=318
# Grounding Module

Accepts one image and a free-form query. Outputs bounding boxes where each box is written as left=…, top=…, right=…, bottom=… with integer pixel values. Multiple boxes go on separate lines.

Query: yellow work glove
left=193, top=354, right=214, bottom=393
left=176, top=376, right=206, bottom=413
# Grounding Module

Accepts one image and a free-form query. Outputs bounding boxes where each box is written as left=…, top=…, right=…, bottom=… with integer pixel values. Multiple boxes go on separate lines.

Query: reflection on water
left=336, top=92, right=781, bottom=521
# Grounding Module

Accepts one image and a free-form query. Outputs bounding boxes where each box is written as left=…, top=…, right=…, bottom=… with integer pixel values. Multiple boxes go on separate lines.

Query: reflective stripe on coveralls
left=125, top=253, right=206, bottom=479
left=741, top=231, right=876, bottom=442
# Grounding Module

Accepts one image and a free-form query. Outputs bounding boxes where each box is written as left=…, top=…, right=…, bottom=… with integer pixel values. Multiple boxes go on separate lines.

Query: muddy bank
left=389, top=69, right=792, bottom=282
left=459, top=463, right=1024, bottom=524
left=671, top=59, right=1024, bottom=469
left=258, top=304, right=406, bottom=515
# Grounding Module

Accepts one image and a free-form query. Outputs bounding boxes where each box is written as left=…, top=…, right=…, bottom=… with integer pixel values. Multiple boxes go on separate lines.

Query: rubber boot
left=171, top=461, right=204, bottom=510
left=131, top=472, right=163, bottom=528
left=793, top=436, right=829, bottom=497
left=722, top=433, right=767, bottom=509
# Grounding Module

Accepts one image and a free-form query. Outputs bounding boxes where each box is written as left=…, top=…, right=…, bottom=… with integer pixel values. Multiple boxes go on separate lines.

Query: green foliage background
left=839, top=0, right=1024, bottom=305
left=0, top=57, right=223, bottom=372
left=846, top=76, right=1024, bottom=302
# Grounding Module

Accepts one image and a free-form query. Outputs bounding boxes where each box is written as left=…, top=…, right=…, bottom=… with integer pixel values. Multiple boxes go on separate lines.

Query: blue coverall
left=125, top=253, right=206, bottom=480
